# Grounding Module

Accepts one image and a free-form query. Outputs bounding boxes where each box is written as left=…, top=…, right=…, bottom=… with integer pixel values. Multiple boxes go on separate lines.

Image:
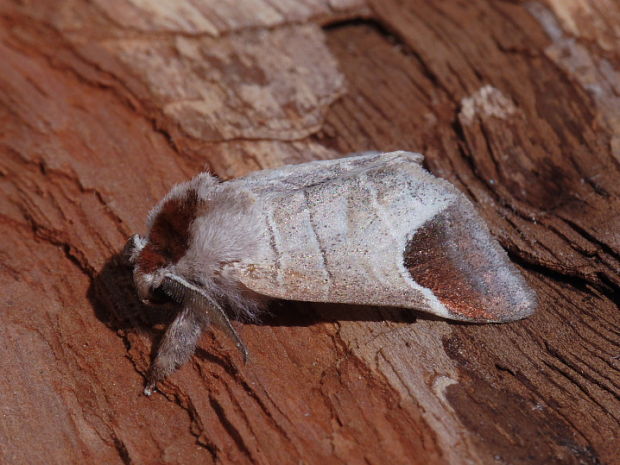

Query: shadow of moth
left=125, top=151, right=537, bottom=395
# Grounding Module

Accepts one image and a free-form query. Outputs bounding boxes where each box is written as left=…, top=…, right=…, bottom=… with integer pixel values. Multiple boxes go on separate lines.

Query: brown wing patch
left=404, top=204, right=536, bottom=322
left=138, top=188, right=200, bottom=273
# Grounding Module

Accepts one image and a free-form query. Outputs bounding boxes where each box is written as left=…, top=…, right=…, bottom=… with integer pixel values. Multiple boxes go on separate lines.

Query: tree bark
left=0, top=1, right=618, bottom=464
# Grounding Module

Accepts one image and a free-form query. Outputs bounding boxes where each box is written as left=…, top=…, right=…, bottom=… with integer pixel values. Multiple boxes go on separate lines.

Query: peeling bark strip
left=0, top=0, right=619, bottom=464
left=93, top=25, right=346, bottom=141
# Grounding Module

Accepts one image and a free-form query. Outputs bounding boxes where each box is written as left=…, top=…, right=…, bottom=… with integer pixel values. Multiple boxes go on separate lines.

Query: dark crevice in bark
left=507, top=250, right=619, bottom=304
left=544, top=342, right=620, bottom=407
left=559, top=216, right=620, bottom=264
left=21, top=214, right=95, bottom=277
left=208, top=395, right=254, bottom=462
left=323, top=17, right=454, bottom=100
left=112, top=436, right=133, bottom=465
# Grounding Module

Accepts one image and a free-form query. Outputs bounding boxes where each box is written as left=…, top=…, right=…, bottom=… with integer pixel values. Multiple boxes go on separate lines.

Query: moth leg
left=144, top=306, right=205, bottom=396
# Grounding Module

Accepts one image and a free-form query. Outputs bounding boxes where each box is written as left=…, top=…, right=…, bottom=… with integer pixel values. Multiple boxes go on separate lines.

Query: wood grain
left=0, top=1, right=618, bottom=464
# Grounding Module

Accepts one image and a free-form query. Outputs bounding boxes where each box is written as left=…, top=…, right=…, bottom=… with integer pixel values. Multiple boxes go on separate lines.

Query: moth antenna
left=161, top=273, right=250, bottom=363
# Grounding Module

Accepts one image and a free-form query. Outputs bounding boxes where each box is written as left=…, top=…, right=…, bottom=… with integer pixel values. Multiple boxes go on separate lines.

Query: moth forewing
left=229, top=151, right=536, bottom=322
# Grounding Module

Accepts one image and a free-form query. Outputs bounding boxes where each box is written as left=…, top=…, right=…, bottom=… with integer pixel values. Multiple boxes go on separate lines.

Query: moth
left=125, top=151, right=537, bottom=395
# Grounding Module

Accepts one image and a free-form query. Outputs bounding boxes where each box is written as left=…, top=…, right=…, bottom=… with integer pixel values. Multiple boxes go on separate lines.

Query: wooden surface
left=1, top=1, right=618, bottom=464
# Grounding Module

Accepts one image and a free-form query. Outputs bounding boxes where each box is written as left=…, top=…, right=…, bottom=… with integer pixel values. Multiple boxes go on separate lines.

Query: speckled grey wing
left=228, top=151, right=537, bottom=322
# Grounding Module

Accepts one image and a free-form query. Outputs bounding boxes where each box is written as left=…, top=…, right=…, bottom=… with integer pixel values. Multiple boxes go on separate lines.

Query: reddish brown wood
left=0, top=1, right=618, bottom=464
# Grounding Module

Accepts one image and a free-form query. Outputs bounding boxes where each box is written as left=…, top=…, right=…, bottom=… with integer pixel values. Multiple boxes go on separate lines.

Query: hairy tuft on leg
left=144, top=306, right=206, bottom=396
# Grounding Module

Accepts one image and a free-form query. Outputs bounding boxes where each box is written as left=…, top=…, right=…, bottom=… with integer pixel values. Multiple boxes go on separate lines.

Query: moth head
left=124, top=186, right=200, bottom=305
left=123, top=235, right=250, bottom=363
left=124, top=233, right=171, bottom=305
